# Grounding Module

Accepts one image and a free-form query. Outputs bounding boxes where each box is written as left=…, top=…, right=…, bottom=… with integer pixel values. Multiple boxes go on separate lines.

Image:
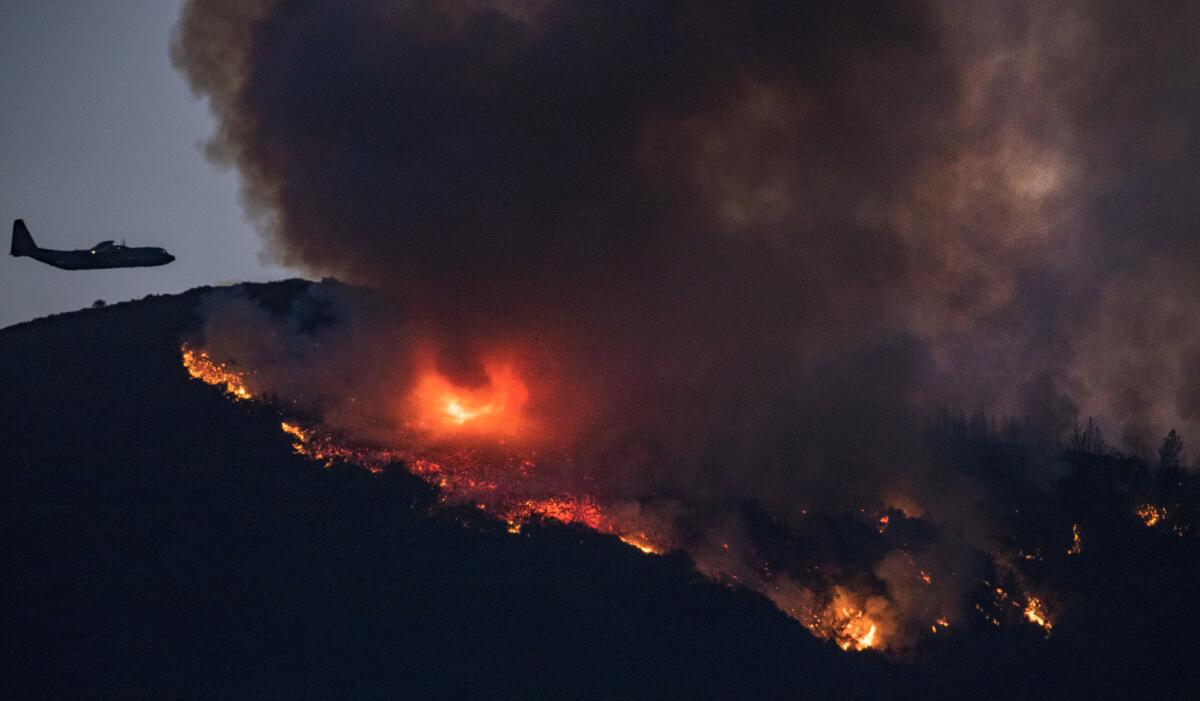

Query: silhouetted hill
left=0, top=282, right=871, bottom=699
left=2, top=281, right=1198, bottom=699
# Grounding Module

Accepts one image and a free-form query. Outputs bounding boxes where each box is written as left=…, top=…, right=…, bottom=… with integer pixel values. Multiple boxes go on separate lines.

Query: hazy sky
left=0, top=0, right=293, bottom=329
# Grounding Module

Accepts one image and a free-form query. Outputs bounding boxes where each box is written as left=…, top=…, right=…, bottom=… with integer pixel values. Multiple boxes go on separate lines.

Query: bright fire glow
left=1067, top=523, right=1082, bottom=555
left=844, top=622, right=877, bottom=651
left=280, top=421, right=311, bottom=455
left=619, top=533, right=664, bottom=555
left=182, top=345, right=252, bottom=400
left=1023, top=597, right=1053, bottom=634
left=181, top=342, right=1072, bottom=657
left=1136, top=504, right=1167, bottom=527
left=500, top=496, right=605, bottom=530
left=410, top=361, right=529, bottom=435
left=280, top=421, right=308, bottom=442
left=791, top=587, right=887, bottom=652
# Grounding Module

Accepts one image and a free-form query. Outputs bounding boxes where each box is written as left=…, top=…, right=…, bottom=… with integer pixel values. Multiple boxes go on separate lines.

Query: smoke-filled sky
left=175, top=0, right=1200, bottom=452
left=0, top=0, right=292, bottom=330
left=169, top=0, right=1200, bottom=650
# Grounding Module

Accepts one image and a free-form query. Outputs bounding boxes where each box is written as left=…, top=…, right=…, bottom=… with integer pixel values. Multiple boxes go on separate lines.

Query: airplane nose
left=165, top=254, right=176, bottom=263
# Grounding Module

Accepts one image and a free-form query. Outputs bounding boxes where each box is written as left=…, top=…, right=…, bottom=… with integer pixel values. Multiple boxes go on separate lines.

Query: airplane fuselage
left=25, top=246, right=175, bottom=270
left=10, top=220, right=175, bottom=270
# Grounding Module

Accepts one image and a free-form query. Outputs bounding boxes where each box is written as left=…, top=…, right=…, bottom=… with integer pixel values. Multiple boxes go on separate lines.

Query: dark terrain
left=2, top=280, right=1197, bottom=699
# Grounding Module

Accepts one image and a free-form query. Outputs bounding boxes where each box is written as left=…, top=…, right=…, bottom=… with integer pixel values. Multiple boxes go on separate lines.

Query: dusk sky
left=0, top=0, right=293, bottom=329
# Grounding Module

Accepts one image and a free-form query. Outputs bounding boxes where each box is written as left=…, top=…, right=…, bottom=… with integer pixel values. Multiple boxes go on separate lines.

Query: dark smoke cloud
left=174, top=0, right=1200, bottom=644
left=173, top=0, right=962, bottom=477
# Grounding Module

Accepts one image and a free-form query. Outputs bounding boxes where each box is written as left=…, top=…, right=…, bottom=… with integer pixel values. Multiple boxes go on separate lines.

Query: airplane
left=10, top=219, right=174, bottom=270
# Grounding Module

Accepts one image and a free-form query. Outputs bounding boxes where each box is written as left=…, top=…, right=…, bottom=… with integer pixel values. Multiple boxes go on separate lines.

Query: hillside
left=2, top=281, right=1197, bottom=699
left=0, top=282, right=871, bottom=699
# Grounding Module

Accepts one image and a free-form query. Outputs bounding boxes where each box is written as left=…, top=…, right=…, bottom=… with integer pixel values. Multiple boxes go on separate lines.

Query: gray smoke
left=174, top=0, right=1200, bottom=646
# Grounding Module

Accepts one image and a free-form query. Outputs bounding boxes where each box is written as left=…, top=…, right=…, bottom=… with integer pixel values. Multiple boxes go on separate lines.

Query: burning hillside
left=179, top=295, right=1090, bottom=654
left=161, top=0, right=1200, bottom=689
left=180, top=311, right=1200, bottom=660
left=6, top=282, right=1200, bottom=697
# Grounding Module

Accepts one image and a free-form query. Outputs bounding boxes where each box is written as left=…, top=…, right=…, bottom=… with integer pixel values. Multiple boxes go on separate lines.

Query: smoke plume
left=173, top=0, right=1200, bottom=647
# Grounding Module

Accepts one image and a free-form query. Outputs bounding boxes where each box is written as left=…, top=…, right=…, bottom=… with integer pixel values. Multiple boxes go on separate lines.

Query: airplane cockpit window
left=92, top=240, right=116, bottom=251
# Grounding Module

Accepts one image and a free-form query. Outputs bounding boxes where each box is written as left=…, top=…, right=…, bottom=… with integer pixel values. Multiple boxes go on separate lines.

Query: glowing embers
left=783, top=586, right=888, bottom=652
left=500, top=495, right=605, bottom=531
left=1136, top=504, right=1167, bottom=527
left=822, top=596, right=883, bottom=651
left=618, top=532, right=664, bottom=555
left=1067, top=523, right=1083, bottom=556
left=1022, top=597, right=1053, bottom=634
left=499, top=496, right=667, bottom=555
left=837, top=616, right=879, bottom=651
left=277, top=425, right=670, bottom=557
left=410, top=360, right=529, bottom=436
left=280, top=421, right=307, bottom=446
left=182, top=344, right=252, bottom=400
left=990, top=585, right=1054, bottom=636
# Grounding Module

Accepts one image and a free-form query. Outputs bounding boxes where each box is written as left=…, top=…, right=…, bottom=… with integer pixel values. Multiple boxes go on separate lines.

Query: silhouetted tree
left=1159, top=430, right=1184, bottom=470
left=1071, top=417, right=1107, bottom=455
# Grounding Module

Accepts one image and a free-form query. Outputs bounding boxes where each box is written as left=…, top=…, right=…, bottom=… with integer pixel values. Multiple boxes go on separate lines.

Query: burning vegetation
left=178, top=333, right=1130, bottom=654
left=16, top=281, right=1200, bottom=698
left=409, top=358, right=530, bottom=436
left=168, top=0, right=1200, bottom=674
left=181, top=344, right=251, bottom=400
left=1136, top=504, right=1167, bottom=527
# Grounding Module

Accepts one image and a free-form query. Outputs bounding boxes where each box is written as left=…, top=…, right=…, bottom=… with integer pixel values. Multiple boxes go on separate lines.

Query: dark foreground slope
left=1, top=281, right=1198, bottom=699
left=0, top=282, right=876, bottom=699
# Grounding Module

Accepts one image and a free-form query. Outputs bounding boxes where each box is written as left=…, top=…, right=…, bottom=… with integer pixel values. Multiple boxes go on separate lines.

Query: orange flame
left=182, top=344, right=252, bottom=400
left=1067, top=523, right=1082, bottom=555
left=1136, top=504, right=1167, bottom=527
left=1023, top=597, right=1053, bottom=634
left=181, top=342, right=1069, bottom=656
left=410, top=361, right=529, bottom=436
left=618, top=533, right=665, bottom=555
left=783, top=586, right=888, bottom=652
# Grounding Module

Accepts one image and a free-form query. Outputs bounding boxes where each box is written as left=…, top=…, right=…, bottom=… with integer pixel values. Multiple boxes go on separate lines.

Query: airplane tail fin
left=11, top=219, right=36, bottom=257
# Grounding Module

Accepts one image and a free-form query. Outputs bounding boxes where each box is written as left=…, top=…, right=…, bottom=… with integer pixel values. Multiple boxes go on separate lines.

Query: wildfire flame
left=843, top=621, right=878, bottom=651
left=990, top=586, right=1054, bottom=635
left=618, top=533, right=664, bottom=555
left=181, top=342, right=1069, bottom=655
left=787, top=586, right=888, bottom=652
left=1067, top=523, right=1083, bottom=556
left=410, top=361, right=529, bottom=436
left=1023, top=597, right=1053, bottom=634
left=1136, top=504, right=1167, bottom=527
left=182, top=344, right=252, bottom=400
left=280, top=422, right=312, bottom=456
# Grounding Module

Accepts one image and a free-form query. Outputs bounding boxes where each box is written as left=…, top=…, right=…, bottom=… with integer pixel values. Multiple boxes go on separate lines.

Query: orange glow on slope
left=182, top=345, right=252, bottom=400
left=410, top=361, right=529, bottom=436
left=1136, top=504, right=1167, bottom=527
left=501, top=495, right=605, bottom=530
left=619, top=533, right=665, bottom=555
left=782, top=586, right=888, bottom=652
left=1023, top=597, right=1053, bottom=634
left=838, top=617, right=878, bottom=651
left=181, top=343, right=1071, bottom=655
